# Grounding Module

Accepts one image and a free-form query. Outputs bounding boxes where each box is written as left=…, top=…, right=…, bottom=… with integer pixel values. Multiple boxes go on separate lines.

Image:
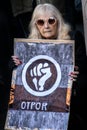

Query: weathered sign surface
left=5, top=39, right=74, bottom=130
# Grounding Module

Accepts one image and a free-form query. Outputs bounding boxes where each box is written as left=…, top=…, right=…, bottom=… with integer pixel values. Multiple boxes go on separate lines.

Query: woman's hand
left=69, top=66, right=79, bottom=81
left=11, top=56, right=22, bottom=66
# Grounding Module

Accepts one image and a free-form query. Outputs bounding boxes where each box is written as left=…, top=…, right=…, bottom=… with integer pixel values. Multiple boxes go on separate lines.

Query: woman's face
left=36, top=14, right=58, bottom=39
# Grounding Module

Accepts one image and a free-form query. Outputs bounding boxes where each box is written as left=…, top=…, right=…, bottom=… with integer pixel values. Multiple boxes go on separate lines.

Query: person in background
left=10, top=0, right=36, bottom=38
left=68, top=30, right=87, bottom=130
left=0, top=0, right=14, bottom=129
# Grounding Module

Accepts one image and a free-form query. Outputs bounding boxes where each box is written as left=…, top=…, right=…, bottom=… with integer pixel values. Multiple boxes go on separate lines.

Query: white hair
left=28, top=3, right=71, bottom=40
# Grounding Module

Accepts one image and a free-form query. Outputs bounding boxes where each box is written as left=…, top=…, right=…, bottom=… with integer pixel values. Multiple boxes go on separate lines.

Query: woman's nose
left=44, top=21, right=49, bottom=28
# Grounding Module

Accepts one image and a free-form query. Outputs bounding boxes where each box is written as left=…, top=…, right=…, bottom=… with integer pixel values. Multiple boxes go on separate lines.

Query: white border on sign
left=22, top=55, right=61, bottom=97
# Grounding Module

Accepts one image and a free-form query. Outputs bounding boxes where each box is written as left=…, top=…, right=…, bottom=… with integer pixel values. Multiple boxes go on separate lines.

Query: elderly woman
left=12, top=3, right=79, bottom=80
left=10, top=4, right=87, bottom=130
left=28, top=3, right=71, bottom=40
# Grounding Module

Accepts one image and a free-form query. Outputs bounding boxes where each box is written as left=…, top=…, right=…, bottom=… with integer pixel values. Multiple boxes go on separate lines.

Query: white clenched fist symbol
left=30, top=63, right=52, bottom=91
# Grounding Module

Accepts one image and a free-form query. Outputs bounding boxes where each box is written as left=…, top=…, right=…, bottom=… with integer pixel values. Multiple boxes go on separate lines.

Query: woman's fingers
left=69, top=71, right=79, bottom=81
left=11, top=56, right=22, bottom=66
left=69, top=66, right=79, bottom=81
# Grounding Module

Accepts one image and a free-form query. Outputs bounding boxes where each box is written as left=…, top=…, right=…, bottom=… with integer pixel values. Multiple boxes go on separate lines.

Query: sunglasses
left=36, top=17, right=56, bottom=26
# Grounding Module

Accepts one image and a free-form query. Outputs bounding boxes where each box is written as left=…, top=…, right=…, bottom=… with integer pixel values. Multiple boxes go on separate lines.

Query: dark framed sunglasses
left=36, top=17, right=56, bottom=26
